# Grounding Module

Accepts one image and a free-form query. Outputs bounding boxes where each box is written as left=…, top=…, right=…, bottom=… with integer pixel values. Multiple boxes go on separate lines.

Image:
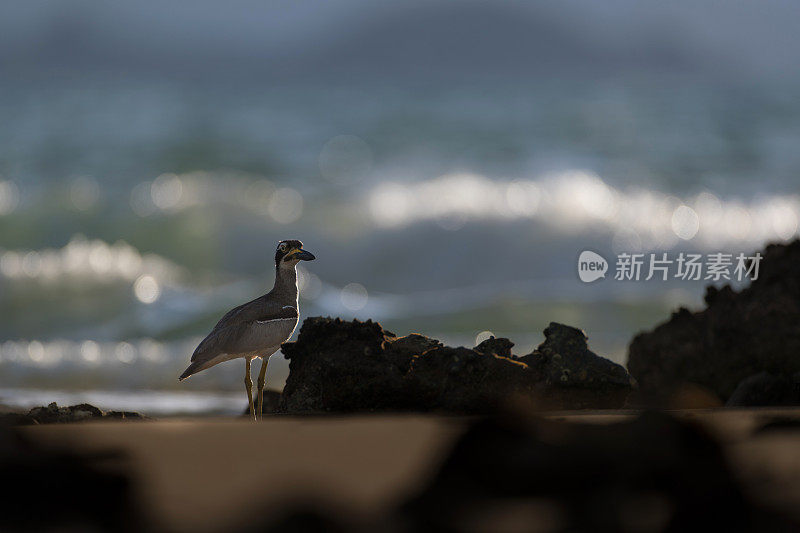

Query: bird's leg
left=245, top=358, right=255, bottom=421
left=257, top=356, right=269, bottom=420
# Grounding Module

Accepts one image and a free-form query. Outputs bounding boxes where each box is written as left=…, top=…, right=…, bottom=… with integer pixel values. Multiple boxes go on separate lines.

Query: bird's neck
left=273, top=263, right=299, bottom=305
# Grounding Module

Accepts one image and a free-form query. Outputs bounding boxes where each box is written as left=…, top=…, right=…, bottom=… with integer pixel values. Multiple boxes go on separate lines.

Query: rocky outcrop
left=405, top=345, right=533, bottom=413
left=279, top=317, right=633, bottom=414
left=520, top=322, right=635, bottom=409
left=281, top=318, right=437, bottom=413
left=628, top=240, right=800, bottom=404
left=474, top=336, right=514, bottom=357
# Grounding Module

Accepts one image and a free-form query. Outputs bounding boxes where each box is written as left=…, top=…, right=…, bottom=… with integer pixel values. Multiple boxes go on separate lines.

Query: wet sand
left=19, top=409, right=800, bottom=532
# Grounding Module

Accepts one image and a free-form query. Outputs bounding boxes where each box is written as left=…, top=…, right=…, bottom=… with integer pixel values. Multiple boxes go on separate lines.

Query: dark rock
left=754, top=417, right=800, bottom=435
left=520, top=322, right=634, bottom=409
left=0, top=412, right=38, bottom=426
left=665, top=383, right=724, bottom=409
left=242, top=389, right=284, bottom=417
left=243, top=505, right=350, bottom=533
left=280, top=317, right=633, bottom=413
left=406, top=346, right=533, bottom=413
left=1, top=402, right=150, bottom=425
left=29, top=402, right=104, bottom=423
left=259, top=389, right=284, bottom=415
left=105, top=410, right=149, bottom=420
left=474, top=336, right=514, bottom=357
left=0, top=425, right=143, bottom=531
left=628, top=240, right=800, bottom=404
left=281, top=317, right=434, bottom=413
left=388, top=332, right=442, bottom=358
left=401, top=411, right=764, bottom=532
left=726, top=372, right=800, bottom=407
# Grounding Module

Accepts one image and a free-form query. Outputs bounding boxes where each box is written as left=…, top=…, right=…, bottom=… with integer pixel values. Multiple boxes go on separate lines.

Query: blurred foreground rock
left=399, top=410, right=791, bottom=532
left=727, top=372, right=800, bottom=407
left=0, top=402, right=148, bottom=425
left=628, top=240, right=800, bottom=405
left=277, top=318, right=632, bottom=414
left=0, top=425, right=141, bottom=531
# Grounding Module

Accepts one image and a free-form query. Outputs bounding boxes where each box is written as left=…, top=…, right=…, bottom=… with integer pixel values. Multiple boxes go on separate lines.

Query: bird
left=179, top=239, right=315, bottom=419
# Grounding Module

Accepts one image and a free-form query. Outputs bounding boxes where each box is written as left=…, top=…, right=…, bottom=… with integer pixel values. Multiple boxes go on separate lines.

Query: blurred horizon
left=3, top=1, right=800, bottom=84
left=1, top=1, right=800, bottom=414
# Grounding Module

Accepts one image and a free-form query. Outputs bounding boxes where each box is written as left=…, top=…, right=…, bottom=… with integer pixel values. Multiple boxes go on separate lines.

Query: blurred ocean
left=1, top=1, right=799, bottom=414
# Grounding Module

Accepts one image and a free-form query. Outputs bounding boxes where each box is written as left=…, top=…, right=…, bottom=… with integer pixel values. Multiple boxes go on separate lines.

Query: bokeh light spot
left=671, top=205, right=700, bottom=240
left=151, top=173, right=184, bottom=211
left=134, top=275, right=161, bottom=304
left=0, top=180, right=20, bottom=215
left=115, top=342, right=136, bottom=364
left=81, top=340, right=100, bottom=363
left=340, top=282, right=368, bottom=311
left=475, top=330, right=495, bottom=346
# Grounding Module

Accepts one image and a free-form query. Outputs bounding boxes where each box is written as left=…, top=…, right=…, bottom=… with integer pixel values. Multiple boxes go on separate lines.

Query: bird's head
left=275, top=239, right=315, bottom=269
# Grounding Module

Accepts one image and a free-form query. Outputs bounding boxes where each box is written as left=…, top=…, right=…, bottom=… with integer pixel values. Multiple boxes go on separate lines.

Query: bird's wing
left=231, top=310, right=299, bottom=354
left=190, top=303, right=298, bottom=363
left=209, top=295, right=266, bottom=330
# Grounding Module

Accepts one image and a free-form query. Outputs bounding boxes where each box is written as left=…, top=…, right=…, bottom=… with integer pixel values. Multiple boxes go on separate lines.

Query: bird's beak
left=293, top=248, right=315, bottom=261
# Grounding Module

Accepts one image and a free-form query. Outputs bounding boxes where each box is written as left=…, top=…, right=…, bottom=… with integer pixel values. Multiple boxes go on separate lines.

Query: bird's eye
left=279, top=243, right=287, bottom=252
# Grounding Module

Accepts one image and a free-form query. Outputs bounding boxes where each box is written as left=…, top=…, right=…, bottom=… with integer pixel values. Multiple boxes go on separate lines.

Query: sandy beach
left=21, top=415, right=459, bottom=531
left=16, top=408, right=800, bottom=532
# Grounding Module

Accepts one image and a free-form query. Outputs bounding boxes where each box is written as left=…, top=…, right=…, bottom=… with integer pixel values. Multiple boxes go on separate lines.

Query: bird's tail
left=179, top=361, right=202, bottom=381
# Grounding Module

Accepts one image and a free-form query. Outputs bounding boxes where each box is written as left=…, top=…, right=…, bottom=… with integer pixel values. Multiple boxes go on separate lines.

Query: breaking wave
left=368, top=170, right=800, bottom=250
